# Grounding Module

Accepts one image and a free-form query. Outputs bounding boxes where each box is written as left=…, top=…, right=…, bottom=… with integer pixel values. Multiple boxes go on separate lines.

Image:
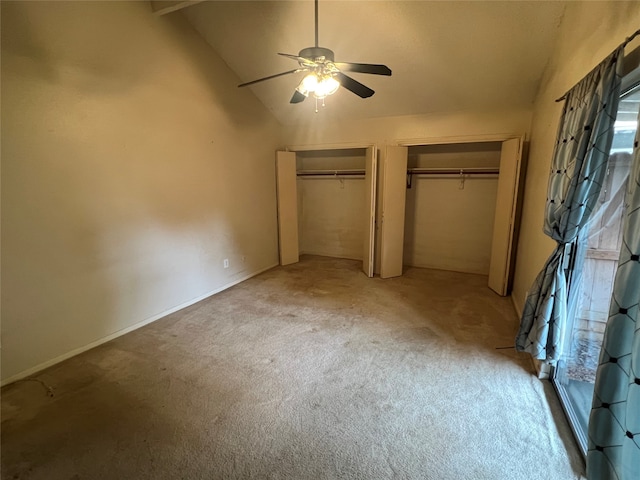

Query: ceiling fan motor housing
left=299, top=47, right=335, bottom=63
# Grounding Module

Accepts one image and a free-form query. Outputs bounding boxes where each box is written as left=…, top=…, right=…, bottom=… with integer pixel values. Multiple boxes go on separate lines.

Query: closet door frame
left=282, top=142, right=379, bottom=276
left=276, top=151, right=299, bottom=266
left=488, top=137, right=524, bottom=295
left=362, top=147, right=378, bottom=277
left=392, top=133, right=526, bottom=295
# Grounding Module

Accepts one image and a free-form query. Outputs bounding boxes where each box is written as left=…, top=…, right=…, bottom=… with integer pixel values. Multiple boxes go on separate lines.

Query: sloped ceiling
left=182, top=1, right=567, bottom=125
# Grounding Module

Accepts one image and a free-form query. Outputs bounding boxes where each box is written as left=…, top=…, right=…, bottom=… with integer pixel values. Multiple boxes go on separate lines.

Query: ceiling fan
left=237, top=0, right=392, bottom=108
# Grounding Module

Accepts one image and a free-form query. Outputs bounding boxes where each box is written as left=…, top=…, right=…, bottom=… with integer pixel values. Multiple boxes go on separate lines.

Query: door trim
left=362, top=146, right=377, bottom=277
left=394, top=133, right=526, bottom=147
left=285, top=142, right=378, bottom=152
left=275, top=151, right=299, bottom=266
left=488, top=137, right=524, bottom=295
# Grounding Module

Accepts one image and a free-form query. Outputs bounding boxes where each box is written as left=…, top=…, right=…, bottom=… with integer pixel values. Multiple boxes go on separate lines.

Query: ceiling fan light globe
left=314, top=76, right=340, bottom=99
left=301, top=73, right=319, bottom=94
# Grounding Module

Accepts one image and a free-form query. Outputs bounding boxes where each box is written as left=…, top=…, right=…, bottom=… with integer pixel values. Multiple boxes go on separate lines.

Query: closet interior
left=380, top=137, right=523, bottom=295
left=276, top=147, right=377, bottom=277
left=297, top=148, right=367, bottom=260
left=403, top=142, right=502, bottom=275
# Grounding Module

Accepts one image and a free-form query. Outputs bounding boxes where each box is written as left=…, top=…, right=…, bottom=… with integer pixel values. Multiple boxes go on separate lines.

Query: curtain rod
left=555, top=28, right=640, bottom=102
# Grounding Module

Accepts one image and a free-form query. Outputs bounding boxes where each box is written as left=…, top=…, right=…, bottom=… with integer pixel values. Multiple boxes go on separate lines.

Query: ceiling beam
left=150, top=1, right=203, bottom=16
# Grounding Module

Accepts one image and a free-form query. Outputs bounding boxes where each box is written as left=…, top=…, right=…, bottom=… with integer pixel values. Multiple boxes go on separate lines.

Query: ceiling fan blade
left=334, top=62, right=392, bottom=76
left=290, top=90, right=307, bottom=104
left=278, top=52, right=316, bottom=66
left=335, top=72, right=375, bottom=98
left=238, top=69, right=301, bottom=88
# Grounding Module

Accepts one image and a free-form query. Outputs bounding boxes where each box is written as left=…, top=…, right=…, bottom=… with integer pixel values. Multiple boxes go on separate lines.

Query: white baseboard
left=1, top=263, right=278, bottom=387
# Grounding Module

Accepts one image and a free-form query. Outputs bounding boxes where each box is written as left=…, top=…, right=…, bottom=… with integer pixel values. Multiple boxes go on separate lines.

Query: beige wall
left=511, top=1, right=640, bottom=315
left=299, top=177, right=366, bottom=260
left=404, top=177, right=499, bottom=274
left=284, top=110, right=532, bottom=148
left=1, top=1, right=281, bottom=383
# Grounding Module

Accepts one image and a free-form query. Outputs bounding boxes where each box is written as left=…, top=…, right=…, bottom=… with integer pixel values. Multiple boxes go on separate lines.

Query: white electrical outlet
left=223, top=259, right=229, bottom=268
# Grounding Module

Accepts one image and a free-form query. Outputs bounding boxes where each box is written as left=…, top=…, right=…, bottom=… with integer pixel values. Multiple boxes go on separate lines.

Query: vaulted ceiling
left=179, top=1, right=568, bottom=125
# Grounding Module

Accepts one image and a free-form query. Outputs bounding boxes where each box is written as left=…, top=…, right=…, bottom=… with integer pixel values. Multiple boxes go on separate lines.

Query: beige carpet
left=2, top=255, right=584, bottom=479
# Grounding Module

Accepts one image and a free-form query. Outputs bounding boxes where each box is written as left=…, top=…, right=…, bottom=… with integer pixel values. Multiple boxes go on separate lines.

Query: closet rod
left=297, top=169, right=366, bottom=176
left=296, top=168, right=499, bottom=176
left=408, top=168, right=499, bottom=175
left=406, top=168, right=499, bottom=189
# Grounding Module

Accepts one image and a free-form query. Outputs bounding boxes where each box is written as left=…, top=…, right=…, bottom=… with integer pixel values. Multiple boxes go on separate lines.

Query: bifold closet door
left=362, top=147, right=377, bottom=277
left=380, top=146, right=408, bottom=278
left=276, top=151, right=299, bottom=266
left=488, top=137, right=523, bottom=296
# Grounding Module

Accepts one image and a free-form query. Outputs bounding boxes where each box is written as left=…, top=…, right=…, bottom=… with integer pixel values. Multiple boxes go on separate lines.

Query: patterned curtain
left=587, top=113, right=640, bottom=480
left=516, top=47, right=624, bottom=362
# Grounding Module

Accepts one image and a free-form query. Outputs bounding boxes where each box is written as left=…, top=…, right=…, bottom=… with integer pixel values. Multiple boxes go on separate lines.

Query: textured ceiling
left=182, top=1, right=567, bottom=125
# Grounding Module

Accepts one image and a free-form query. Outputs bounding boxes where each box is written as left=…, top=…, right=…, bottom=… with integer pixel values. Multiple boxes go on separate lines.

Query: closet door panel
left=276, top=151, right=299, bottom=266
left=362, top=147, right=377, bottom=277
left=488, top=137, right=523, bottom=295
left=380, top=146, right=408, bottom=278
